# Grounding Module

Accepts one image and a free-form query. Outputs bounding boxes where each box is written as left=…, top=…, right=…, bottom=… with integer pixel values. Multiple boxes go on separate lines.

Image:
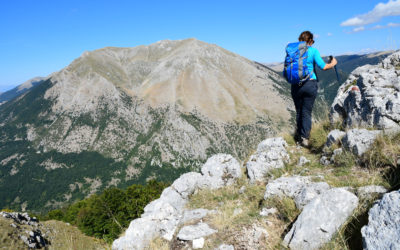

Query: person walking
left=284, top=31, right=337, bottom=147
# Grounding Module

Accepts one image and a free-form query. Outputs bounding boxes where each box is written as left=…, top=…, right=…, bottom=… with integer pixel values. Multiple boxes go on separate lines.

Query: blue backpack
left=283, top=42, right=312, bottom=84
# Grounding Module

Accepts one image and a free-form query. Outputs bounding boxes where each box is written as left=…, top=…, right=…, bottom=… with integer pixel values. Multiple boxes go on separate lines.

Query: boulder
left=246, top=137, right=289, bottom=183
left=283, top=188, right=359, bottom=250
left=177, top=222, right=217, bottom=241
left=294, top=182, right=331, bottom=209
left=330, top=51, right=400, bottom=131
left=171, top=172, right=204, bottom=199
left=193, top=237, right=205, bottom=249
left=200, top=154, right=241, bottom=189
left=342, top=129, right=380, bottom=156
left=264, top=176, right=312, bottom=200
left=361, top=190, right=400, bottom=249
left=325, top=129, right=346, bottom=147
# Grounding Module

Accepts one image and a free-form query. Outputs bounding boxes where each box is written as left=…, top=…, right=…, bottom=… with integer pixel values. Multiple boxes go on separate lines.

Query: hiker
left=283, top=31, right=337, bottom=146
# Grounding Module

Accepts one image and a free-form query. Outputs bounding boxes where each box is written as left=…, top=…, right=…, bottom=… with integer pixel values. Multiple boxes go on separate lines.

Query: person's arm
left=313, top=49, right=337, bottom=70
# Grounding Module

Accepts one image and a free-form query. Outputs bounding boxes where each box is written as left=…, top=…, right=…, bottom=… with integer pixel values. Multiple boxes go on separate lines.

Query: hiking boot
left=300, top=137, right=309, bottom=147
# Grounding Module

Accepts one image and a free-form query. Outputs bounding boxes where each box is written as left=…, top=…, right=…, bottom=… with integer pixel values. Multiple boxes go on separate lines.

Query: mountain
left=0, top=38, right=293, bottom=212
left=0, top=77, right=46, bottom=104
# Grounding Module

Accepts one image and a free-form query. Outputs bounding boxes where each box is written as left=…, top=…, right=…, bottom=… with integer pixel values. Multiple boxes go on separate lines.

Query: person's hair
left=298, top=31, right=314, bottom=45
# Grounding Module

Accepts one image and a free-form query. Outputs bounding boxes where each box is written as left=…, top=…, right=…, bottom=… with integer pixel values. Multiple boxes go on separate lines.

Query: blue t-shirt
left=307, top=47, right=326, bottom=80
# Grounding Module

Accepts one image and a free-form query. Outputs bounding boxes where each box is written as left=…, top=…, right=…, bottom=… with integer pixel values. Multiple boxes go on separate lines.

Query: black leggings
left=291, top=80, right=318, bottom=139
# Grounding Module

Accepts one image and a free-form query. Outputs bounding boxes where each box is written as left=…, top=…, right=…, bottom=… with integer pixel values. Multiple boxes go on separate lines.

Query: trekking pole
left=328, top=55, right=340, bottom=83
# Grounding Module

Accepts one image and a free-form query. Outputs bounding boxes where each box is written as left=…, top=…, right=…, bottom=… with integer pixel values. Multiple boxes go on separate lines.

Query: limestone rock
left=264, top=176, right=311, bottom=200
left=283, top=188, right=359, bottom=250
left=330, top=51, right=400, bottom=131
left=361, top=190, right=400, bottom=250
left=172, top=172, right=204, bottom=199
left=182, top=209, right=216, bottom=224
left=259, top=207, right=278, bottom=217
left=325, top=129, right=346, bottom=147
left=297, top=156, right=310, bottom=166
left=342, top=129, right=380, bottom=156
left=193, top=237, right=205, bottom=249
left=246, top=137, right=289, bottom=183
left=200, top=154, right=241, bottom=189
left=177, top=222, right=217, bottom=241
left=357, top=185, right=387, bottom=200
left=294, top=182, right=331, bottom=209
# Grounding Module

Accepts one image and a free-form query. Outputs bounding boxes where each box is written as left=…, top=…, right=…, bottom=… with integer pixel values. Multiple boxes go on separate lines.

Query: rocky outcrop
left=342, top=129, right=381, bottom=156
left=325, top=129, right=345, bottom=148
left=361, top=190, right=400, bottom=249
left=264, top=176, right=331, bottom=210
left=246, top=137, right=289, bottom=183
left=0, top=212, right=49, bottom=249
left=356, top=185, right=387, bottom=200
left=177, top=222, right=217, bottom=240
left=283, top=188, right=359, bottom=250
left=330, top=51, right=400, bottom=131
left=112, top=154, right=241, bottom=250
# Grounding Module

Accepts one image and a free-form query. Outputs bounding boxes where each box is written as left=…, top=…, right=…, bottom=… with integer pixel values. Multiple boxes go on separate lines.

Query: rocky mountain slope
left=0, top=38, right=293, bottom=212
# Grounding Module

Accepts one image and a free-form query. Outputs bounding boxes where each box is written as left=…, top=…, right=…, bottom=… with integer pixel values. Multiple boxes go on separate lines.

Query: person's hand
left=331, top=57, right=337, bottom=66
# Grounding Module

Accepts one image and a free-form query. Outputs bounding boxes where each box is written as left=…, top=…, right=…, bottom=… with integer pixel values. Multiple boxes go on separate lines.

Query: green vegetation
left=42, top=180, right=168, bottom=243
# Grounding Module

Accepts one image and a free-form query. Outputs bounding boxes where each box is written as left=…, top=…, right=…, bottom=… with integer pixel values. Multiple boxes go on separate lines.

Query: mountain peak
left=50, top=39, right=291, bottom=123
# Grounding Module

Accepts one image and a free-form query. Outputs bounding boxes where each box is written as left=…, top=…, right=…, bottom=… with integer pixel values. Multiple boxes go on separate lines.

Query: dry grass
left=44, top=220, right=109, bottom=250
left=146, top=237, right=170, bottom=250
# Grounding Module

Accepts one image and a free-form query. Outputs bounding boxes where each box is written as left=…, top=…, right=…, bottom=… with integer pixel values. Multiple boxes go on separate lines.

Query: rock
left=361, top=190, right=400, bottom=250
left=112, top=218, right=159, bottom=250
left=159, top=187, right=187, bottom=211
left=330, top=148, right=343, bottom=162
left=283, top=188, right=359, bottom=250
left=325, top=129, right=346, bottom=147
left=297, top=156, right=310, bottom=166
left=294, top=182, right=331, bottom=209
left=193, top=237, right=205, bottom=249
left=181, top=209, right=216, bottom=224
left=246, top=137, right=289, bottom=183
left=342, top=129, right=380, bottom=156
left=233, top=208, right=242, bottom=216
left=238, top=186, right=246, bottom=194
left=200, top=154, right=241, bottom=189
left=259, top=207, right=277, bottom=217
left=320, top=156, right=330, bottom=166
left=177, top=222, right=217, bottom=241
left=216, top=244, right=235, bottom=250
left=357, top=185, right=387, bottom=200
left=172, top=172, right=204, bottom=199
left=264, top=176, right=311, bottom=200
left=330, top=51, right=400, bottom=131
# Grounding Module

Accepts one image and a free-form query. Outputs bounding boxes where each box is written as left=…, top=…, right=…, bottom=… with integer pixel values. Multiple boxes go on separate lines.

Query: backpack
left=283, top=42, right=312, bottom=84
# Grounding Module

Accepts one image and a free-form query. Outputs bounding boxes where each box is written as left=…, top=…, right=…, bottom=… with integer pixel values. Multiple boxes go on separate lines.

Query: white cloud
left=352, top=26, right=365, bottom=33
left=327, top=32, right=333, bottom=36
left=388, top=22, right=400, bottom=27
left=372, top=22, right=400, bottom=29
left=341, top=0, right=400, bottom=26
left=314, top=34, right=320, bottom=39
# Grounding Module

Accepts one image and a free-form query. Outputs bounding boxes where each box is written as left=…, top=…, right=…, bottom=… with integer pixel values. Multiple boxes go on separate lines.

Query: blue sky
left=1, top=0, right=400, bottom=92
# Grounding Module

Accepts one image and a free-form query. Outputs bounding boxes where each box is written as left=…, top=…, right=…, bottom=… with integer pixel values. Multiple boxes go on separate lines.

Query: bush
left=43, top=180, right=168, bottom=242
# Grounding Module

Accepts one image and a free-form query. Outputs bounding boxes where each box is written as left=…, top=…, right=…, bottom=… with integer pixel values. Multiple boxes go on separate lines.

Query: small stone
left=297, top=156, right=310, bottom=166
left=357, top=185, right=387, bottom=200
left=259, top=207, right=277, bottom=217
left=320, top=156, right=330, bottom=166
left=193, top=237, right=205, bottom=249
left=238, top=186, right=246, bottom=194
left=216, top=244, right=235, bottom=250
left=233, top=208, right=242, bottom=216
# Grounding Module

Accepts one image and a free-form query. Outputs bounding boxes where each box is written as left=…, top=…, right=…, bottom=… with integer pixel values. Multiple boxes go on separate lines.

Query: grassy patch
left=309, top=121, right=331, bottom=153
